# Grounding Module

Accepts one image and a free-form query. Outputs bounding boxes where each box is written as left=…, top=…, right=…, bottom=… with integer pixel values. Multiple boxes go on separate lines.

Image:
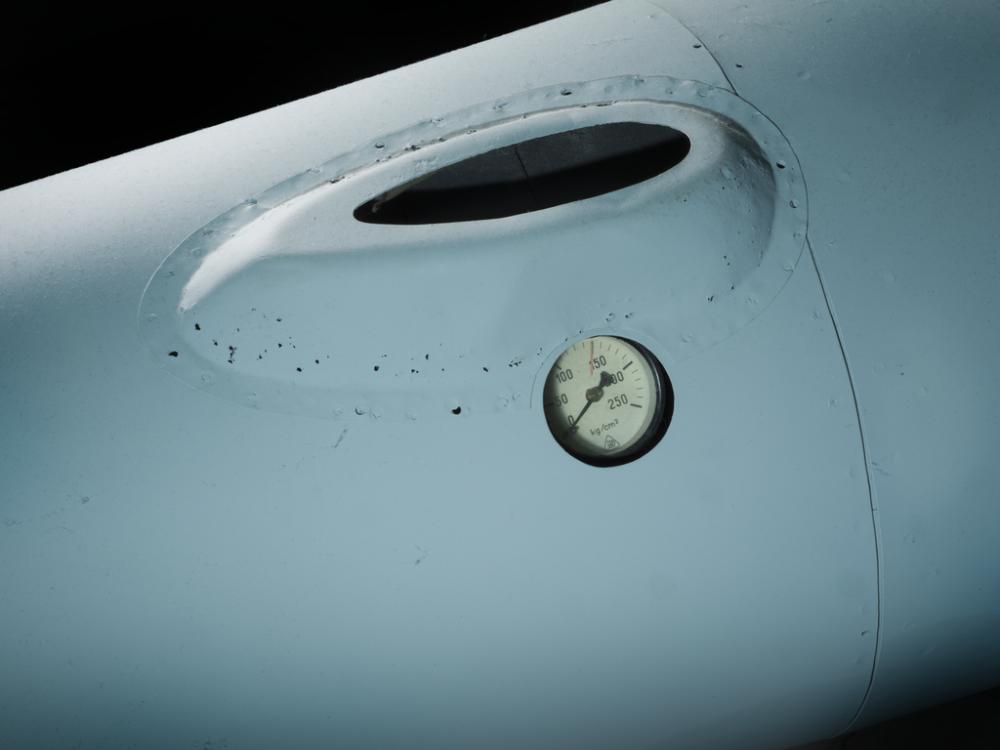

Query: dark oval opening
left=354, top=122, right=691, bottom=225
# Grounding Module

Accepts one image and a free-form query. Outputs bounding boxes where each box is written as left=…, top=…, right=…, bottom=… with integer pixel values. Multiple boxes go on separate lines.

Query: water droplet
left=789, top=199, right=799, bottom=209
left=354, top=406, right=367, bottom=416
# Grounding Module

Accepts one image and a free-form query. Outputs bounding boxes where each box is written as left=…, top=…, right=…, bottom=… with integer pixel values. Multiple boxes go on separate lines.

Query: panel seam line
left=808, top=235, right=884, bottom=735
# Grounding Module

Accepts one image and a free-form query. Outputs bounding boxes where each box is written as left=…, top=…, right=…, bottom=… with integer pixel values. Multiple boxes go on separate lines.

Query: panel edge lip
left=138, top=74, right=808, bottom=421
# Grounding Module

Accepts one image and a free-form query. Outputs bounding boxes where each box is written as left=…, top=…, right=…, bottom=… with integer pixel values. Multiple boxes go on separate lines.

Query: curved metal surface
left=654, top=0, right=1000, bottom=731
left=0, top=1, right=950, bottom=747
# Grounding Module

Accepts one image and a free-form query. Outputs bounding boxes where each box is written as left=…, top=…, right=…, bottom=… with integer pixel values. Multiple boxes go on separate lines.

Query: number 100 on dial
left=542, top=336, right=673, bottom=467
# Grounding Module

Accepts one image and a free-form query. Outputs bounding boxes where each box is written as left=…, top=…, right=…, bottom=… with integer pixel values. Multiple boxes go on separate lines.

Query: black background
left=0, top=2, right=601, bottom=190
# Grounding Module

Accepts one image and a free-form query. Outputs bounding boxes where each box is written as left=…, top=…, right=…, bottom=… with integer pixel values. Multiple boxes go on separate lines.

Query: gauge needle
left=566, top=370, right=615, bottom=436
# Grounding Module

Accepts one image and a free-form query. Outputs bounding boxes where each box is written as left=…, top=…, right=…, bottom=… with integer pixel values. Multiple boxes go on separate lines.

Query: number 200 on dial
left=543, top=336, right=673, bottom=466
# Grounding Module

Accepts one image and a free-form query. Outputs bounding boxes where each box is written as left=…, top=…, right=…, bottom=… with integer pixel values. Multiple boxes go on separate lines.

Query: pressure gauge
left=543, top=336, right=673, bottom=466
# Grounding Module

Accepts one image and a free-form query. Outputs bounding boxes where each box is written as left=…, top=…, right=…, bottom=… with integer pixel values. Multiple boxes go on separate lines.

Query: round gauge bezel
left=543, top=336, right=674, bottom=468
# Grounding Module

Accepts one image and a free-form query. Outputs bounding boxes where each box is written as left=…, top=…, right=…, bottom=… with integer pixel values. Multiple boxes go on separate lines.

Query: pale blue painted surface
left=1, top=0, right=990, bottom=747
left=656, top=0, right=1000, bottom=732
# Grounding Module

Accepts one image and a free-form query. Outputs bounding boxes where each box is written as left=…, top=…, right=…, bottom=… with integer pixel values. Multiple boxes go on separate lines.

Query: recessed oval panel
left=139, top=76, right=807, bottom=421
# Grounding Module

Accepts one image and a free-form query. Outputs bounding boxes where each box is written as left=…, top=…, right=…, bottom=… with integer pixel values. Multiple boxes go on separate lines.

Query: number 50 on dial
left=542, top=336, right=674, bottom=466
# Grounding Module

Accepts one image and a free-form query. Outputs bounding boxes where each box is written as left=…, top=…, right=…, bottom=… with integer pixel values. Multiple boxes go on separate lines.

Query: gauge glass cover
left=543, top=336, right=671, bottom=466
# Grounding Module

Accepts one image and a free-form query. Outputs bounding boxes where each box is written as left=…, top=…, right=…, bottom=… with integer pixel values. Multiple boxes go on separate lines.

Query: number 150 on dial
left=543, top=336, right=673, bottom=467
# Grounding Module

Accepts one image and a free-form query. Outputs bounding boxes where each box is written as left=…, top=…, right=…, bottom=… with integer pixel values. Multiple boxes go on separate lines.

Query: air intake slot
left=354, top=122, right=691, bottom=224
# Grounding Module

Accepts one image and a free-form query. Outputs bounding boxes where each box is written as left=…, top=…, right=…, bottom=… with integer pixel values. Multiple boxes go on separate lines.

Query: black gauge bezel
left=544, top=336, right=674, bottom=468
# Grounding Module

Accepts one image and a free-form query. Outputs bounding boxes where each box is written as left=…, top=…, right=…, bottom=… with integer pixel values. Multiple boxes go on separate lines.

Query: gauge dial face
left=543, top=336, right=671, bottom=466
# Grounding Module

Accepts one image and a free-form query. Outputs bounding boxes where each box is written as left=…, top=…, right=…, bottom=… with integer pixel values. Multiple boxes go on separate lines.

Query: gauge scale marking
left=543, top=336, right=672, bottom=466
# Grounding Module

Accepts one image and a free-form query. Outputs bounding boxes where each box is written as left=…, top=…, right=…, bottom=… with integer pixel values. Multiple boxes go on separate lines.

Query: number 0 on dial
left=543, top=336, right=673, bottom=466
